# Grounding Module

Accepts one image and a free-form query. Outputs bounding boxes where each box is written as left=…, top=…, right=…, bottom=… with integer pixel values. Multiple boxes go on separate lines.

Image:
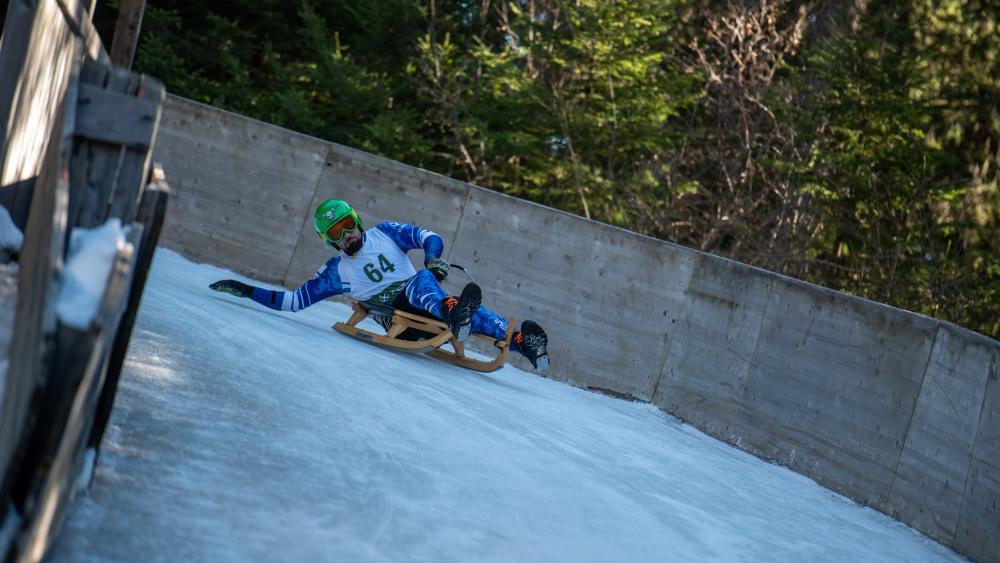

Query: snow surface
left=0, top=204, right=22, bottom=253
left=56, top=219, right=127, bottom=329
left=49, top=249, right=963, bottom=562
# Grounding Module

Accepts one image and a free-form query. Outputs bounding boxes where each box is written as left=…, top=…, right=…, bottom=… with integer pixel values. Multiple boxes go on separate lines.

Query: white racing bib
left=337, top=228, right=418, bottom=299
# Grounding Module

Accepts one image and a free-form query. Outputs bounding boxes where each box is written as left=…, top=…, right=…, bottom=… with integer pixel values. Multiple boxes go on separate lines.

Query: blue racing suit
left=248, top=221, right=509, bottom=340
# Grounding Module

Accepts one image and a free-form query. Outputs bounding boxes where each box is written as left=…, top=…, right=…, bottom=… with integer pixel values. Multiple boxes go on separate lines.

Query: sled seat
left=332, top=302, right=515, bottom=373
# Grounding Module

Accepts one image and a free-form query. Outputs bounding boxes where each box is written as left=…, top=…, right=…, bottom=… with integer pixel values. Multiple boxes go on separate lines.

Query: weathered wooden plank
left=67, top=59, right=117, bottom=231
left=70, top=60, right=163, bottom=230
left=1, top=0, right=102, bottom=186
left=0, top=1, right=164, bottom=560
left=90, top=175, right=170, bottom=449
left=0, top=0, right=38, bottom=191
left=15, top=228, right=138, bottom=563
left=74, top=83, right=160, bottom=148
left=67, top=141, right=123, bottom=230
left=93, top=227, right=139, bottom=331
left=51, top=0, right=110, bottom=61
left=0, top=50, right=78, bottom=511
left=99, top=67, right=142, bottom=225
left=16, top=325, right=99, bottom=563
left=6, top=327, right=95, bottom=516
left=79, top=55, right=110, bottom=86
left=53, top=0, right=94, bottom=41
left=1, top=0, right=78, bottom=206
left=67, top=60, right=124, bottom=230
left=5, top=183, right=137, bottom=526
left=108, top=75, right=165, bottom=223
left=109, top=0, right=146, bottom=69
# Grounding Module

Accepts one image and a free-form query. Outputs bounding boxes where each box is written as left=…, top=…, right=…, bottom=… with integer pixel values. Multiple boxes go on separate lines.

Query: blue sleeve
left=248, top=256, right=348, bottom=312
left=375, top=221, right=443, bottom=260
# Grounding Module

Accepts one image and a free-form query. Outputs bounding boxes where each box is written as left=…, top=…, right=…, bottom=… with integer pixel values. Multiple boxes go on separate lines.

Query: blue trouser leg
left=470, top=307, right=508, bottom=341
left=404, top=270, right=509, bottom=340
left=405, top=270, right=448, bottom=317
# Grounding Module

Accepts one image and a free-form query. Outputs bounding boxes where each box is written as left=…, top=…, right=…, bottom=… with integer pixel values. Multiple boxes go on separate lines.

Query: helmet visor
left=323, top=213, right=358, bottom=245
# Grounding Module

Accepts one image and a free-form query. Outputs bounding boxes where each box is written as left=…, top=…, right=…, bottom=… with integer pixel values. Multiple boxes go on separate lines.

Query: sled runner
left=333, top=302, right=516, bottom=373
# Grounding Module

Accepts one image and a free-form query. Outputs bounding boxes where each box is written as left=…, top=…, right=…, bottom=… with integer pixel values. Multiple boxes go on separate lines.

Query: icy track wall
left=153, top=95, right=999, bottom=562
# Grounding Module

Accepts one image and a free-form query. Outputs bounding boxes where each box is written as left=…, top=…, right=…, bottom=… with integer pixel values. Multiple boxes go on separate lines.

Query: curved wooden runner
left=332, top=302, right=515, bottom=373
left=427, top=319, right=515, bottom=372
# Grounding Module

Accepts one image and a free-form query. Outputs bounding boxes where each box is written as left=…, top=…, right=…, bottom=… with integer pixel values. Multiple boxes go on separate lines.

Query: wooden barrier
left=14, top=229, right=139, bottom=562
left=90, top=170, right=170, bottom=451
left=0, top=1, right=169, bottom=561
left=0, top=0, right=107, bottom=229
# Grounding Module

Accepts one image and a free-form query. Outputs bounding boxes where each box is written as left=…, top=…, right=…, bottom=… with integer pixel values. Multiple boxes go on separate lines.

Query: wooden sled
left=333, top=302, right=516, bottom=373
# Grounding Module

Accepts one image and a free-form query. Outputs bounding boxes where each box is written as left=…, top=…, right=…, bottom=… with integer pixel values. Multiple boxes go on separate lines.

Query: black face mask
left=341, top=233, right=364, bottom=255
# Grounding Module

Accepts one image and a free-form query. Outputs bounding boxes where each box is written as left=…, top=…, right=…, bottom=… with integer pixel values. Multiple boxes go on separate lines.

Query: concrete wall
left=154, top=95, right=1000, bottom=562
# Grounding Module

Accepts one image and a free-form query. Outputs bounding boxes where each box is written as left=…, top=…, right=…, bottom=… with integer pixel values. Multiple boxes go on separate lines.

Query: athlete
left=208, top=199, right=549, bottom=370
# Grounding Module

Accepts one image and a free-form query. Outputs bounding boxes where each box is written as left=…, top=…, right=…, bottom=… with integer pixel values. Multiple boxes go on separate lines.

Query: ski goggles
left=322, top=213, right=359, bottom=245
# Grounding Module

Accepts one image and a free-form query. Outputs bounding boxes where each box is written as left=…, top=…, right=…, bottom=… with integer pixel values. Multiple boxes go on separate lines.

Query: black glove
left=425, top=257, right=450, bottom=281
left=209, top=279, right=253, bottom=298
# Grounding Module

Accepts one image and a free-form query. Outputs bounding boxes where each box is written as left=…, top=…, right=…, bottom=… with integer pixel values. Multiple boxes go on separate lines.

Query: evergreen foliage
left=94, top=0, right=999, bottom=338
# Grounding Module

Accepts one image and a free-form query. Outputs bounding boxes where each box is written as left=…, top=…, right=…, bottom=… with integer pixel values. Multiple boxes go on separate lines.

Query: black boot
left=440, top=283, right=481, bottom=342
left=513, top=320, right=548, bottom=371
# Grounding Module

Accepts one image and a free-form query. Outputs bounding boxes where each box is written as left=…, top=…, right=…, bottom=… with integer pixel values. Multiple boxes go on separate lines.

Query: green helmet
left=314, top=199, right=363, bottom=246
